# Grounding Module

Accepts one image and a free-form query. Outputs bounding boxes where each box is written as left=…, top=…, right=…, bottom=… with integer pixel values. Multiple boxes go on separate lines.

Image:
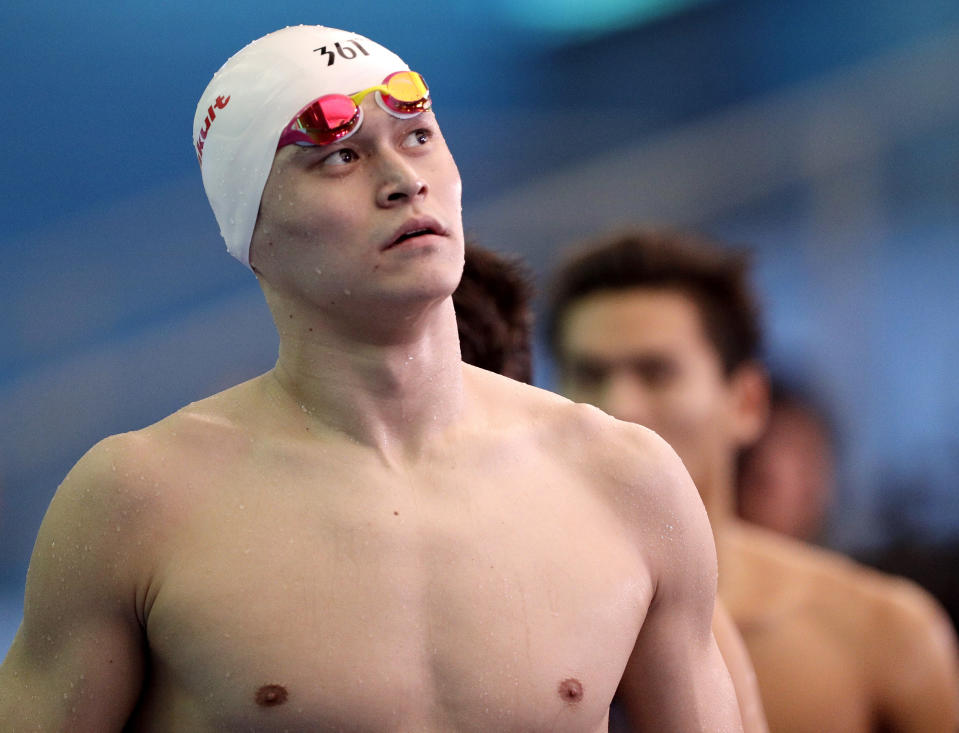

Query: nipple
left=558, top=678, right=583, bottom=703
left=255, top=684, right=289, bottom=707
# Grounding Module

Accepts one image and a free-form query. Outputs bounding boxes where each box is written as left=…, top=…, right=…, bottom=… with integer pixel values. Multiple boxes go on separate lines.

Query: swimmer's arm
left=616, top=433, right=744, bottom=732
left=712, top=600, right=769, bottom=733
left=0, top=438, right=146, bottom=730
left=874, top=581, right=959, bottom=732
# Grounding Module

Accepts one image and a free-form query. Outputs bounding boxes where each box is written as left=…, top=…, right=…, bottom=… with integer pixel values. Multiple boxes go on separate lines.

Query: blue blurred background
left=2, top=0, right=958, bottom=652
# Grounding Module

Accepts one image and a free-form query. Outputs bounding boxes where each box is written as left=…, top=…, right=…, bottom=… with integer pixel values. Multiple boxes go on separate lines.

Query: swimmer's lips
left=385, top=217, right=446, bottom=250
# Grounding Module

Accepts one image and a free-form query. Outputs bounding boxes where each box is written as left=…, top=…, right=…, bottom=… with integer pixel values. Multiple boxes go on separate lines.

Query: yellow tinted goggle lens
left=351, top=71, right=430, bottom=111
left=383, top=71, right=428, bottom=102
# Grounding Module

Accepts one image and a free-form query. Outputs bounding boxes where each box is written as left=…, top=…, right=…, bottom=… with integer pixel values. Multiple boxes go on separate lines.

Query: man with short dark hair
left=0, top=28, right=744, bottom=731
left=453, top=242, right=535, bottom=384
left=546, top=226, right=959, bottom=733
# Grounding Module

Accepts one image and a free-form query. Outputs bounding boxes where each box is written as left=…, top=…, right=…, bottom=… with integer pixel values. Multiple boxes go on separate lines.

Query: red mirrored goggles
left=277, top=71, right=431, bottom=148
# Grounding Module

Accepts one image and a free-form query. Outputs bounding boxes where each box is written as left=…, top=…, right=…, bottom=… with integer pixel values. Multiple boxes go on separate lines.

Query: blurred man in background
left=736, top=379, right=837, bottom=543
left=546, top=227, right=959, bottom=733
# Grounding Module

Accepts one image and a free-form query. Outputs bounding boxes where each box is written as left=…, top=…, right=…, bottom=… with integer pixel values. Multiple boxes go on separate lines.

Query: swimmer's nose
left=376, top=151, right=427, bottom=207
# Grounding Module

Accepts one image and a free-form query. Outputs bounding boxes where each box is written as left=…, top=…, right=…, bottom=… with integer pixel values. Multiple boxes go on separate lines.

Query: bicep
left=0, top=450, right=147, bottom=729
left=713, top=601, right=769, bottom=733
left=618, top=593, right=742, bottom=731
left=1, top=607, right=145, bottom=730
left=616, top=436, right=743, bottom=731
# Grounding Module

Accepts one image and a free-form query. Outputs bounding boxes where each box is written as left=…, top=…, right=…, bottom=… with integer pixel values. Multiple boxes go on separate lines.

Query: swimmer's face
left=249, top=98, right=464, bottom=309
left=557, top=288, right=763, bottom=494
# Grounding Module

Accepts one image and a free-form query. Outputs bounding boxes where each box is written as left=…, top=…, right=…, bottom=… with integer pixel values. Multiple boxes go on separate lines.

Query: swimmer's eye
left=634, top=359, right=679, bottom=388
left=321, top=148, right=360, bottom=167
left=563, top=359, right=609, bottom=389
left=402, top=128, right=432, bottom=149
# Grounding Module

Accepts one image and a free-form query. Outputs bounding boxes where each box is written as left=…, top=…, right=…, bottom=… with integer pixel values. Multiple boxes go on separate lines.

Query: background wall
left=3, top=0, right=958, bottom=653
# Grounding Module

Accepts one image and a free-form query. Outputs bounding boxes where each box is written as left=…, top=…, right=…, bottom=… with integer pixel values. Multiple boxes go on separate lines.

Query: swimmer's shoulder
left=475, top=368, right=702, bottom=517
left=727, top=521, right=880, bottom=613
left=543, top=392, right=719, bottom=594
left=463, top=363, right=671, bottom=470
left=786, top=534, right=959, bottom=706
left=464, top=366, right=716, bottom=577
left=135, top=374, right=266, bottom=454
left=729, top=520, right=902, bottom=605
left=31, top=376, right=272, bottom=607
left=58, top=376, right=265, bottom=519
left=728, top=527, right=959, bottom=726
left=729, top=521, right=956, bottom=653
left=33, top=428, right=180, bottom=598
left=535, top=387, right=689, bottom=503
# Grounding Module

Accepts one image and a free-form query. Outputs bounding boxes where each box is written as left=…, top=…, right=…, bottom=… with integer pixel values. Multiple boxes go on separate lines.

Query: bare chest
left=737, top=608, right=874, bottom=733
left=137, top=459, right=651, bottom=731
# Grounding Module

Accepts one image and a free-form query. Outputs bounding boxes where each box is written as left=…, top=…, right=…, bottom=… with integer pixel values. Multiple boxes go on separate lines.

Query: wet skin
left=0, top=104, right=744, bottom=731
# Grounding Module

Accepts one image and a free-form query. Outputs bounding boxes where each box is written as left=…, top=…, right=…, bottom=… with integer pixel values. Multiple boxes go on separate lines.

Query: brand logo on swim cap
left=195, top=94, right=232, bottom=165
left=312, top=38, right=372, bottom=66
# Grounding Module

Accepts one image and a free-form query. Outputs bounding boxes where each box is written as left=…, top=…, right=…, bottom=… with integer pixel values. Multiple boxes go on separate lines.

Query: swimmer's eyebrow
left=278, top=143, right=339, bottom=168
left=286, top=144, right=330, bottom=158
left=412, top=108, right=437, bottom=123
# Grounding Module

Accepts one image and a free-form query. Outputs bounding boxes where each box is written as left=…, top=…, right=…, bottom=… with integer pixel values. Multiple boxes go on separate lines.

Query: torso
left=121, top=370, right=655, bottom=731
left=720, top=522, right=891, bottom=733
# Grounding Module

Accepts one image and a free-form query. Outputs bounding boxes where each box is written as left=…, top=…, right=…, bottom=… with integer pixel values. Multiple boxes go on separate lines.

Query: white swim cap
left=193, top=25, right=411, bottom=268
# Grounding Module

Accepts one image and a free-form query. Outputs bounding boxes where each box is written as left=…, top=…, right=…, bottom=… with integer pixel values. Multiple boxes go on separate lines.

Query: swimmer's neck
left=264, top=297, right=466, bottom=460
left=688, top=458, right=738, bottom=532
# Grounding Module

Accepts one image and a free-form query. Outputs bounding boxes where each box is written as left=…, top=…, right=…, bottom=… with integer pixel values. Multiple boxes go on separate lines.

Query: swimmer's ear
left=728, top=360, right=769, bottom=448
